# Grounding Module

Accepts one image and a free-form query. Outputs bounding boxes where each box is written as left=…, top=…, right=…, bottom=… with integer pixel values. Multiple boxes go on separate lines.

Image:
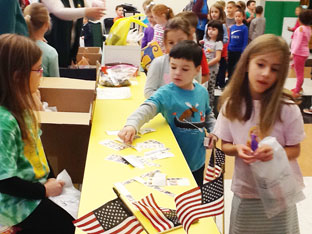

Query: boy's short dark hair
left=299, top=9, right=312, bottom=26
left=169, top=40, right=202, bottom=67
left=115, top=5, right=123, bottom=11
left=255, top=5, right=263, bottom=14
left=246, top=0, right=256, bottom=7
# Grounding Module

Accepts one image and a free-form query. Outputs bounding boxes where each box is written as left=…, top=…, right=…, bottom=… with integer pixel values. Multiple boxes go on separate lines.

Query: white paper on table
left=106, top=130, right=119, bottom=135
left=152, top=172, right=167, bottom=186
left=166, top=178, right=190, bottom=186
left=96, top=87, right=131, bottom=99
left=123, top=155, right=145, bottom=169
left=49, top=170, right=81, bottom=219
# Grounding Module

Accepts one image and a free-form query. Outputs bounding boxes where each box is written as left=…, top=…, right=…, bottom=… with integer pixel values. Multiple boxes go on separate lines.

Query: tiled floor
left=215, top=178, right=312, bottom=234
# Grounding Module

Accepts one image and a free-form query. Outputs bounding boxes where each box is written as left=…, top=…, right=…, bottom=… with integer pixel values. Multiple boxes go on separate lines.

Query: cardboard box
left=39, top=77, right=96, bottom=183
left=78, top=47, right=101, bottom=54
left=102, top=44, right=141, bottom=67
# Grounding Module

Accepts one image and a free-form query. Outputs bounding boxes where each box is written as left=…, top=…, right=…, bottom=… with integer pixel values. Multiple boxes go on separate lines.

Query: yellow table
left=75, top=74, right=220, bottom=234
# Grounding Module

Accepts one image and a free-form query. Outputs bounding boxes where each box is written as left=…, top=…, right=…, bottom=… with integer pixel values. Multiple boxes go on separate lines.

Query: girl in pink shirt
left=213, top=34, right=305, bottom=233
left=151, top=4, right=174, bottom=53
left=290, top=9, right=312, bottom=97
left=287, top=6, right=303, bottom=39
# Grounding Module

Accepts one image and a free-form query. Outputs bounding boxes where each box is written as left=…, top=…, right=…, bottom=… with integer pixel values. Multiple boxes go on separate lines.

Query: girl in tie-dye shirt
left=0, top=34, right=74, bottom=233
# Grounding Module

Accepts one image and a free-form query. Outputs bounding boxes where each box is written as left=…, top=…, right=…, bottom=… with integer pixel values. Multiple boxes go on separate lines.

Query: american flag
left=73, top=197, right=144, bottom=234
left=133, top=193, right=180, bottom=232
left=204, top=148, right=225, bottom=182
left=175, top=148, right=225, bottom=233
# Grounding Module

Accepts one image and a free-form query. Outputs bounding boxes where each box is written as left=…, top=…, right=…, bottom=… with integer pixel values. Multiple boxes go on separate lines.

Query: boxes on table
left=38, top=77, right=96, bottom=183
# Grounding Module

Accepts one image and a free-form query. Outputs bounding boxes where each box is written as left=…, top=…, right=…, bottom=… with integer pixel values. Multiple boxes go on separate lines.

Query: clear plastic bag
left=250, top=136, right=305, bottom=218
left=99, top=64, right=138, bottom=87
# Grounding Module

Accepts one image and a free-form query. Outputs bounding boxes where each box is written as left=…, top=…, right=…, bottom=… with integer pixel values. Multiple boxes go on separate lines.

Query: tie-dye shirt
left=0, top=106, right=50, bottom=226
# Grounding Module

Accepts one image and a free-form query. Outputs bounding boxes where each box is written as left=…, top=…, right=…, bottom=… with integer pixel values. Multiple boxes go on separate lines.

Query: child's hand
left=199, top=40, right=204, bottom=45
left=236, top=144, right=257, bottom=164
left=44, top=178, right=65, bottom=197
left=287, top=26, right=292, bottom=31
left=204, top=133, right=218, bottom=149
left=253, top=145, right=273, bottom=162
left=118, top=126, right=136, bottom=144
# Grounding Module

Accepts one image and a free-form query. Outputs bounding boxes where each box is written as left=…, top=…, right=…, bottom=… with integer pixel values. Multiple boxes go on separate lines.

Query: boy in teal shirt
left=119, top=40, right=216, bottom=186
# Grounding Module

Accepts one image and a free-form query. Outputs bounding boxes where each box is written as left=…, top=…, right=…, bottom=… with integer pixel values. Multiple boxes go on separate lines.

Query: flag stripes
left=133, top=193, right=174, bottom=232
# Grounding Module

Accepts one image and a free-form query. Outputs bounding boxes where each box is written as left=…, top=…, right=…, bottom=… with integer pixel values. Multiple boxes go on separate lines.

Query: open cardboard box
left=78, top=47, right=101, bottom=54
left=38, top=77, right=96, bottom=183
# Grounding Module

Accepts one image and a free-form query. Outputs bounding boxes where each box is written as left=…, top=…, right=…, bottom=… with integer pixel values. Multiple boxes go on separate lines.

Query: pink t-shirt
left=213, top=100, right=305, bottom=199
left=153, top=24, right=166, bottom=53
left=291, top=25, right=312, bottom=57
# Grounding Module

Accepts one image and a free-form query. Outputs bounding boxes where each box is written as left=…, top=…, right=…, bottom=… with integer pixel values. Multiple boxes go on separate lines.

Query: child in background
left=213, top=34, right=304, bottom=234
left=141, top=1, right=156, bottom=48
left=24, top=3, right=59, bottom=77
left=119, top=40, right=216, bottom=186
left=236, top=0, right=246, bottom=11
left=288, top=6, right=303, bottom=39
left=205, top=3, right=229, bottom=89
left=151, top=4, right=174, bottom=53
left=204, top=20, right=223, bottom=109
left=248, top=5, right=266, bottom=41
left=0, top=34, right=74, bottom=233
left=192, top=0, right=209, bottom=42
left=245, top=0, right=256, bottom=26
left=290, top=9, right=312, bottom=98
left=176, top=11, right=210, bottom=84
left=227, top=8, right=248, bottom=80
left=113, top=5, right=124, bottom=22
left=226, top=1, right=236, bottom=28
left=144, top=17, right=196, bottom=98
left=142, top=0, right=154, bottom=25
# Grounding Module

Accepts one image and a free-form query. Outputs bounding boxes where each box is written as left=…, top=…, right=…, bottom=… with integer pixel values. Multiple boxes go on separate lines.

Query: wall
left=104, top=0, right=262, bottom=18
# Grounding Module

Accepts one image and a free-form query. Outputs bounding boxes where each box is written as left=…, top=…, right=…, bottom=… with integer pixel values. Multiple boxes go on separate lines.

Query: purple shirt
left=141, top=25, right=154, bottom=48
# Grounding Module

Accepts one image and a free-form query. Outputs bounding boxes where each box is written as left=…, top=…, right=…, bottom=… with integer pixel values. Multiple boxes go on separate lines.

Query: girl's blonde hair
left=164, top=17, right=191, bottom=42
left=0, top=34, right=42, bottom=143
left=219, top=34, right=291, bottom=137
left=24, top=3, right=50, bottom=40
left=152, top=4, right=174, bottom=20
left=209, top=3, right=226, bottom=24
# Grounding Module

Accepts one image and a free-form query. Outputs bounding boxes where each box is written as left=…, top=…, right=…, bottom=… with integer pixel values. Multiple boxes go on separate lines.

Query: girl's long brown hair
left=218, top=34, right=291, bottom=137
left=0, top=34, right=42, bottom=143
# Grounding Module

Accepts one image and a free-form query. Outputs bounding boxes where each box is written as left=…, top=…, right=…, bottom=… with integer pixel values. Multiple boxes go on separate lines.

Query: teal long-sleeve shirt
left=0, top=0, right=28, bottom=36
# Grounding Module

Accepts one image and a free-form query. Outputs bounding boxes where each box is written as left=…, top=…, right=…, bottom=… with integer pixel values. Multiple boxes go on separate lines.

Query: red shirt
left=201, top=49, right=209, bottom=75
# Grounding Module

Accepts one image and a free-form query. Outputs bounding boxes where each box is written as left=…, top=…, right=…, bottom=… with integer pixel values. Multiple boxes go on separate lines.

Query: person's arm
left=222, top=24, right=228, bottom=44
left=118, top=102, right=158, bottom=144
left=208, top=50, right=222, bottom=67
left=221, top=140, right=257, bottom=163
left=41, top=0, right=105, bottom=21
left=0, top=177, right=46, bottom=199
left=291, top=27, right=304, bottom=55
left=242, top=26, right=249, bottom=51
left=201, top=51, right=209, bottom=83
left=249, top=20, right=254, bottom=40
left=48, top=50, right=60, bottom=77
left=144, top=56, right=164, bottom=99
left=192, top=0, right=207, bottom=19
left=284, top=144, right=301, bottom=161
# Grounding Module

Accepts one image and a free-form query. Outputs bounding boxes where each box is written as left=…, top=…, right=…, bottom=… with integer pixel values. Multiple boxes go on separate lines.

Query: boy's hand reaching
left=118, top=126, right=136, bottom=144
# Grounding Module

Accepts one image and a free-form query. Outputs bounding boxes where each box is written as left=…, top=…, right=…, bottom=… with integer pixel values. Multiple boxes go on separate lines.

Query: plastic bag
left=99, top=64, right=138, bottom=87
left=105, top=14, right=147, bottom=45
left=250, top=136, right=305, bottom=218
left=127, top=28, right=144, bottom=45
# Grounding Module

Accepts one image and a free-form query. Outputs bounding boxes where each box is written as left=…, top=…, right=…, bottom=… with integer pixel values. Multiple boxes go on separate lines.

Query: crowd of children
left=1, top=1, right=312, bottom=233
